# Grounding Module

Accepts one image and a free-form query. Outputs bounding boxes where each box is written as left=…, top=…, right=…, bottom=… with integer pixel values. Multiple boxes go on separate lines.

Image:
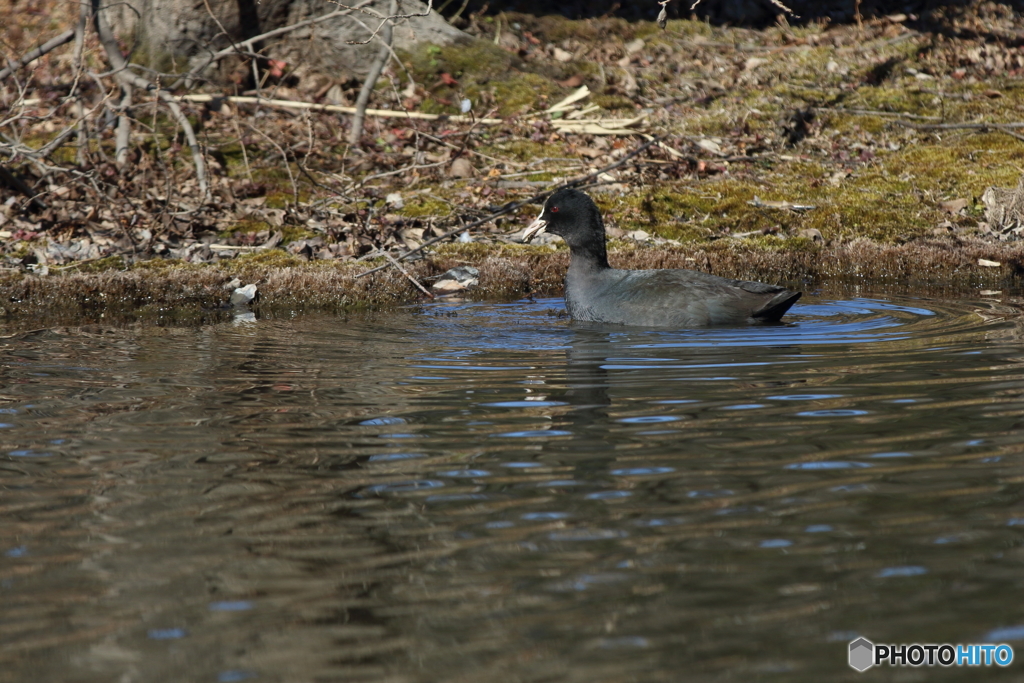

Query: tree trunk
left=106, top=0, right=466, bottom=81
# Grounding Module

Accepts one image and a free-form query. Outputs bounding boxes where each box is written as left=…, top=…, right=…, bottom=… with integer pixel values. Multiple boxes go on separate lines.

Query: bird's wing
left=610, top=269, right=792, bottom=324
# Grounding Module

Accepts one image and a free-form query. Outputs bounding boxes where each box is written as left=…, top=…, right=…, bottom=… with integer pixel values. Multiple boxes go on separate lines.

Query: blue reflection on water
left=362, top=480, right=445, bottom=495
left=984, top=625, right=1024, bottom=642
left=798, top=409, right=869, bottom=417
left=148, top=628, right=187, bottom=640
left=414, top=297, right=936, bottom=353
left=491, top=430, right=572, bottom=438
left=359, top=416, right=407, bottom=426
left=876, top=566, right=928, bottom=578
left=785, top=461, right=872, bottom=470
left=610, top=467, right=676, bottom=476
left=208, top=601, right=254, bottom=612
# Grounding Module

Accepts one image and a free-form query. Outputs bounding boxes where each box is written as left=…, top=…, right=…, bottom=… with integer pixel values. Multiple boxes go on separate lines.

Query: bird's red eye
left=550, top=206, right=559, bottom=213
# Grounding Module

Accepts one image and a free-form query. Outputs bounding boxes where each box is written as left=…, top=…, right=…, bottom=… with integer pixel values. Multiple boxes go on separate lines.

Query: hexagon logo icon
left=849, top=637, right=875, bottom=672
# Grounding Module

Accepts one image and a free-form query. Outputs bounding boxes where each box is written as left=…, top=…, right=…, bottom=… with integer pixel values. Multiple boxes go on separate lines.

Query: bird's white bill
left=522, top=217, right=547, bottom=242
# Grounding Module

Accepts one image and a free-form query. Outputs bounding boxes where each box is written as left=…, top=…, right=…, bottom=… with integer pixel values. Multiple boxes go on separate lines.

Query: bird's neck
left=567, top=210, right=610, bottom=270
left=569, top=239, right=610, bottom=271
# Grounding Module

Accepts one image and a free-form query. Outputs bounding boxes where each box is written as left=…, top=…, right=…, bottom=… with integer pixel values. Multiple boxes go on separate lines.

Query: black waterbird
left=522, top=189, right=802, bottom=327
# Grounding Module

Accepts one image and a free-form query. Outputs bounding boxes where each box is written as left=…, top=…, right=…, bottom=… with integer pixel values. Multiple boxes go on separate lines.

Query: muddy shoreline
left=3, top=237, right=1023, bottom=328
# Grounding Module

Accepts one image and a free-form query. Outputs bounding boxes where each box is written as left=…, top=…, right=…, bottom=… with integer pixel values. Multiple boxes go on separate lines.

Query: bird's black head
left=523, top=188, right=608, bottom=266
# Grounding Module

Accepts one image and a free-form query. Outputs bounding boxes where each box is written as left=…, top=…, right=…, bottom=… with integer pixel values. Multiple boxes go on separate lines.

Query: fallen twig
left=550, top=115, right=647, bottom=136
left=749, top=196, right=817, bottom=212
left=351, top=158, right=449, bottom=189
left=415, top=131, right=522, bottom=167
left=383, top=251, right=434, bottom=298
left=179, top=93, right=502, bottom=124
left=355, top=137, right=660, bottom=279
left=820, top=107, right=941, bottom=121
left=896, top=121, right=1024, bottom=129
left=896, top=119, right=1024, bottom=143
left=546, top=86, right=590, bottom=114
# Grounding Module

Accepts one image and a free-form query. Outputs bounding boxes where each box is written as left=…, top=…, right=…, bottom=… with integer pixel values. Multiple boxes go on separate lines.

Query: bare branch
left=0, top=30, right=76, bottom=81
left=92, top=0, right=209, bottom=198
left=72, top=0, right=90, bottom=68
left=73, top=99, right=89, bottom=165
left=345, top=13, right=409, bottom=75
left=232, top=118, right=254, bottom=184
left=331, top=0, right=435, bottom=44
left=896, top=119, right=1024, bottom=143
left=174, top=0, right=377, bottom=88
left=115, top=83, right=132, bottom=167
left=351, top=158, right=449, bottom=188
left=349, top=0, right=397, bottom=146
left=1, top=95, right=110, bottom=161
left=384, top=251, right=435, bottom=298
left=245, top=123, right=299, bottom=204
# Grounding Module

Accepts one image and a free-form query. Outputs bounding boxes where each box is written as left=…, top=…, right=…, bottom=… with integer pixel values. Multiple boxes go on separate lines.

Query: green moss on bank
left=2, top=238, right=1024, bottom=328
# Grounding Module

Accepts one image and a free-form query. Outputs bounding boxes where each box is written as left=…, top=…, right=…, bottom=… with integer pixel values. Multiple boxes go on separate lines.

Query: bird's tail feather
left=752, top=290, right=801, bottom=322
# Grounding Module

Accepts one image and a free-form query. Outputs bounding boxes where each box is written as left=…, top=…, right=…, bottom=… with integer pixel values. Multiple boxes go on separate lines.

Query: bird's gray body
left=564, top=259, right=800, bottom=327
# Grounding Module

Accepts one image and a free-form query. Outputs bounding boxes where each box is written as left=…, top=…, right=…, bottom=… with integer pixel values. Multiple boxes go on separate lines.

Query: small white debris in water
left=230, top=284, right=258, bottom=307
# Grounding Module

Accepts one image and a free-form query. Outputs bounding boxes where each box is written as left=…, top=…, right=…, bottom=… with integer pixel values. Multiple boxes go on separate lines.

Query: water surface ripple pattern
left=3, top=295, right=1024, bottom=682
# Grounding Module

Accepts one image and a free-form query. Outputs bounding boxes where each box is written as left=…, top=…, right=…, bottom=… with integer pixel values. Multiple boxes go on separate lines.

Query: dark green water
left=3, top=294, right=1024, bottom=682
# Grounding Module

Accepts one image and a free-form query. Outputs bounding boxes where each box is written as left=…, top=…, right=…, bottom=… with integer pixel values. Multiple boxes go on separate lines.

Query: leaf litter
left=5, top=1, right=1024, bottom=323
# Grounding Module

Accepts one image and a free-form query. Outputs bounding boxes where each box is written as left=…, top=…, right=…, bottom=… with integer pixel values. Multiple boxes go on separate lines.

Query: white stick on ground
left=178, top=94, right=502, bottom=124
